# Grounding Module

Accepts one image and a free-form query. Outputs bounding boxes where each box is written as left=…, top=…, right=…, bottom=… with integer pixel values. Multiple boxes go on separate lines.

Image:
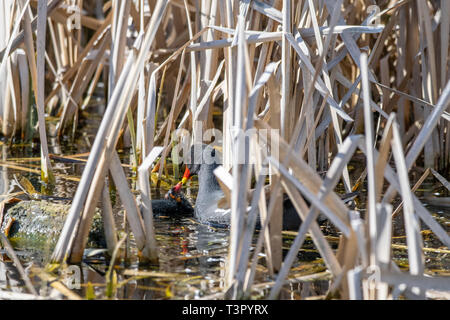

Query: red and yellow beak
left=173, top=166, right=191, bottom=193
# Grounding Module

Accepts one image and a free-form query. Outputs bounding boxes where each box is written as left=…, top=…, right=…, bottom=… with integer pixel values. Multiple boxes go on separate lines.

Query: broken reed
left=0, top=0, right=449, bottom=300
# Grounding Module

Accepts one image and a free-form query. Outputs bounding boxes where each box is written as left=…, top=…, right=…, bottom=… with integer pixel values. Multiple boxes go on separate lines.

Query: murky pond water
left=0, top=115, right=448, bottom=300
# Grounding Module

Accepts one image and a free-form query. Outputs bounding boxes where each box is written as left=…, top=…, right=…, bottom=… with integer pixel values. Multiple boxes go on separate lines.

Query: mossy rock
left=1, top=200, right=105, bottom=251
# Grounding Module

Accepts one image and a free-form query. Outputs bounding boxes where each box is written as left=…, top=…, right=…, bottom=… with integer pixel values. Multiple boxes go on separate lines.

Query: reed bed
left=0, top=0, right=449, bottom=300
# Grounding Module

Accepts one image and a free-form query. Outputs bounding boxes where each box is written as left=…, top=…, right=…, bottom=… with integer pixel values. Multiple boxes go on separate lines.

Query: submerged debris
left=1, top=201, right=105, bottom=250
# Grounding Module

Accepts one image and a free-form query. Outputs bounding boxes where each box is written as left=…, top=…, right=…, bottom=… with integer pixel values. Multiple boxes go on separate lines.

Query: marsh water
left=0, top=113, right=448, bottom=300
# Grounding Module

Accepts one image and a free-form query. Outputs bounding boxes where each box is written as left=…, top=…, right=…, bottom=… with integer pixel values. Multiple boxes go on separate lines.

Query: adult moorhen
left=171, top=144, right=228, bottom=224
left=170, top=144, right=319, bottom=230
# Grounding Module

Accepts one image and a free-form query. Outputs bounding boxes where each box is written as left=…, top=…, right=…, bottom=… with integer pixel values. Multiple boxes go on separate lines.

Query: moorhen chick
left=152, top=190, right=194, bottom=217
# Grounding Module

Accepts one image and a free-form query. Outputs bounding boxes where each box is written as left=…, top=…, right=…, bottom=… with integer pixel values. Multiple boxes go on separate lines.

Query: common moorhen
left=170, top=144, right=317, bottom=230
left=152, top=191, right=194, bottom=217
left=172, top=144, right=228, bottom=224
